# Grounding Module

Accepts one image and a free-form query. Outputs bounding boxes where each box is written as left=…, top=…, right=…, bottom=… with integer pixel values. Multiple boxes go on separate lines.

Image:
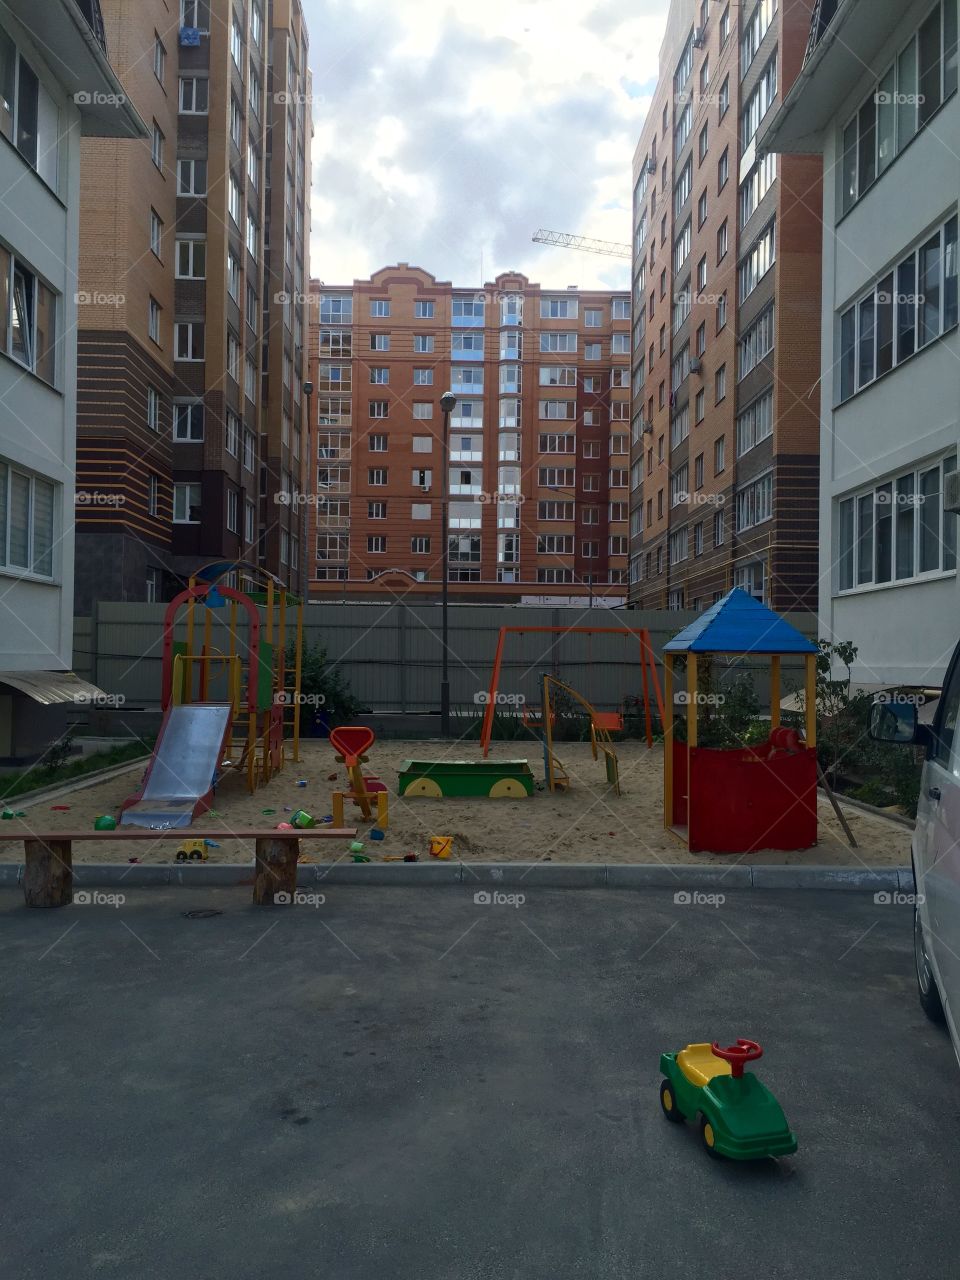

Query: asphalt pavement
left=1, top=884, right=958, bottom=1279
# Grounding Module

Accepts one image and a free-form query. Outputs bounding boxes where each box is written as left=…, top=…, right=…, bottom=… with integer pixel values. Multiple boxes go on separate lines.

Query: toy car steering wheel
left=711, top=1038, right=763, bottom=1078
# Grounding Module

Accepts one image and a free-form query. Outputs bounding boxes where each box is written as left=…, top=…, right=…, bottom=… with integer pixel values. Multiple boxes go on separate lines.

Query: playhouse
left=663, top=589, right=818, bottom=854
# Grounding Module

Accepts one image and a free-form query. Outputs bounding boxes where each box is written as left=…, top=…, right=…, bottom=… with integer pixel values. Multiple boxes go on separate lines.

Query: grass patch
left=0, top=739, right=153, bottom=802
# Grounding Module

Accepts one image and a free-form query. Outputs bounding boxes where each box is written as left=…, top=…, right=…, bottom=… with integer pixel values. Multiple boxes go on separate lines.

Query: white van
left=870, top=669, right=960, bottom=1059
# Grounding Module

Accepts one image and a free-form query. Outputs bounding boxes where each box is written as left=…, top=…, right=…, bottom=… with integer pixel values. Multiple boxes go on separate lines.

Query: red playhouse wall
left=672, top=739, right=689, bottom=827
left=688, top=746, right=818, bottom=854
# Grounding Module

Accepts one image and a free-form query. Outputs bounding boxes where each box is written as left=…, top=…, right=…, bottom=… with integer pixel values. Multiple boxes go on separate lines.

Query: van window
left=934, top=651, right=960, bottom=770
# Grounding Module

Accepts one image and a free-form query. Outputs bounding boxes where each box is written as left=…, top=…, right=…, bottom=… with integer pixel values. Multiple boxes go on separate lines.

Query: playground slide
left=120, top=703, right=233, bottom=829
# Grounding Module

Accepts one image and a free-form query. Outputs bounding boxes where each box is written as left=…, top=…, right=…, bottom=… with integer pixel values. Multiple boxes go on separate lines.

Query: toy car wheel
left=189, top=850, right=203, bottom=861
left=659, top=1079, right=684, bottom=1123
left=915, top=901, right=945, bottom=1024
left=699, top=1115, right=722, bottom=1158
left=176, top=850, right=187, bottom=862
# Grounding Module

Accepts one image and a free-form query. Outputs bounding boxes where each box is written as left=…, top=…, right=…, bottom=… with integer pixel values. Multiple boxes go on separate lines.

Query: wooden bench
left=17, top=828, right=358, bottom=908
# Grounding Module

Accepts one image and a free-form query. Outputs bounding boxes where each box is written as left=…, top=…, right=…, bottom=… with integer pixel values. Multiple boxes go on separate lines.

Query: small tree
left=289, top=642, right=364, bottom=725
left=807, top=639, right=871, bottom=785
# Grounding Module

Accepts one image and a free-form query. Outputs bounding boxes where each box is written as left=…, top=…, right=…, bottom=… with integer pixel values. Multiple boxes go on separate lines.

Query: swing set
left=479, top=625, right=664, bottom=757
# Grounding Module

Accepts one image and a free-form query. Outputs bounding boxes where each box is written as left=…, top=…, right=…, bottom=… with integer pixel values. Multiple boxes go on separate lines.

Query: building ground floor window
left=733, top=560, right=766, bottom=602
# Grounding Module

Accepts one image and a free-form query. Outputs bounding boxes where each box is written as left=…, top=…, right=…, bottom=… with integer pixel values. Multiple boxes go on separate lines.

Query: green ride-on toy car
left=659, top=1038, right=797, bottom=1160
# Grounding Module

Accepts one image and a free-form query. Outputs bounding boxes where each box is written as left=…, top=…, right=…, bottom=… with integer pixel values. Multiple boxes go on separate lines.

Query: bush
left=289, top=641, right=364, bottom=725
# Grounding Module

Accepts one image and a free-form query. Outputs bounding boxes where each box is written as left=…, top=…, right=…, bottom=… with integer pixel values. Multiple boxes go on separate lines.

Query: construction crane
left=532, top=229, right=631, bottom=260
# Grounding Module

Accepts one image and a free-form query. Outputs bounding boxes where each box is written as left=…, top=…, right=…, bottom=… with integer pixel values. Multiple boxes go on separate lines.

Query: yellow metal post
left=186, top=575, right=197, bottom=705
left=293, top=602, right=303, bottom=763
left=663, top=654, right=674, bottom=829
left=687, top=654, right=698, bottom=748
left=543, top=673, right=556, bottom=792
left=805, top=653, right=817, bottom=747
left=770, top=656, right=781, bottom=729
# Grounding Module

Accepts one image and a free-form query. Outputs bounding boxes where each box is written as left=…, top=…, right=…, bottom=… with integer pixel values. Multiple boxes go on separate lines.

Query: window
left=697, top=189, right=708, bottom=228
left=840, top=215, right=958, bottom=400
left=245, top=356, right=257, bottom=401
left=735, top=471, right=774, bottom=531
left=415, top=300, right=435, bottom=318
left=671, top=405, right=690, bottom=448
left=717, top=291, right=728, bottom=331
left=173, top=401, right=204, bottom=442
left=674, top=219, right=692, bottom=275
left=412, top=536, right=431, bottom=554
left=836, top=455, right=957, bottom=590
left=541, top=297, right=578, bottom=319
left=738, top=306, right=775, bottom=380
left=177, top=158, right=207, bottom=195
left=585, top=308, right=603, bottom=327
left=697, top=255, right=707, bottom=293
left=179, top=76, right=209, bottom=113
left=245, top=214, right=259, bottom=257
left=370, top=299, right=390, bottom=318
left=675, top=102, right=693, bottom=156
left=718, top=147, right=730, bottom=191
left=540, top=332, right=578, bottom=353
left=452, top=296, right=485, bottom=323
left=413, top=403, right=433, bottom=420
left=698, top=123, right=709, bottom=163
left=225, top=488, right=239, bottom=534
left=740, top=53, right=778, bottom=149
left=741, top=0, right=778, bottom=76
left=719, top=5, right=730, bottom=46
left=672, top=345, right=690, bottom=392
left=231, top=13, right=243, bottom=66
left=413, top=334, right=434, bottom=354
left=320, top=295, right=352, bottom=324
left=173, top=482, right=201, bottom=523
left=368, top=400, right=388, bottom=419
left=243, top=429, right=255, bottom=472
left=714, top=435, right=726, bottom=474
left=0, top=463, right=55, bottom=576
left=174, top=322, right=204, bottom=361
left=154, top=32, right=166, bottom=83
left=717, top=220, right=729, bottom=263
left=151, top=121, right=164, bottom=170
left=229, top=96, right=242, bottom=149
left=367, top=535, right=386, bottom=554
left=148, top=209, right=163, bottom=260
left=1, top=254, right=57, bottom=385
left=540, top=366, right=577, bottom=387
left=612, top=298, right=631, bottom=319
left=673, top=282, right=692, bottom=334
left=715, top=364, right=727, bottom=402
left=674, top=158, right=693, bottom=218
left=695, top=389, right=705, bottom=423
left=246, top=145, right=260, bottom=191
left=739, top=153, right=777, bottom=228
left=671, top=463, right=689, bottom=507
left=539, top=401, right=575, bottom=420
left=736, top=390, right=773, bottom=456
left=176, top=238, right=206, bottom=279
left=738, top=220, right=776, bottom=302
left=1, top=40, right=60, bottom=190
left=370, top=367, right=389, bottom=385
left=842, top=4, right=958, bottom=215
left=584, top=342, right=602, bottom=360
left=368, top=468, right=388, bottom=486
left=148, top=297, right=160, bottom=344
left=669, top=528, right=689, bottom=564
left=719, top=76, right=730, bottom=119
left=694, top=522, right=704, bottom=556
left=538, top=501, right=575, bottom=521
left=696, top=322, right=706, bottom=357
left=226, top=412, right=240, bottom=457
left=251, top=1, right=263, bottom=45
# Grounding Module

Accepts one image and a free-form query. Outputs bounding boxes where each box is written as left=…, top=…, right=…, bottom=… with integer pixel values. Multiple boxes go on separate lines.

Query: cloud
left=304, top=0, right=665, bottom=289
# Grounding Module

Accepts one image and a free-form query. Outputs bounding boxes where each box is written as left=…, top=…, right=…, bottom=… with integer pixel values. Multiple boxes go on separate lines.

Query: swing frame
left=479, top=625, right=664, bottom=757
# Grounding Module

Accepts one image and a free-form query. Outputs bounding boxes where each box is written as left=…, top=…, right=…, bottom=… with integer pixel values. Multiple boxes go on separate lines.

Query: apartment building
left=306, top=266, right=632, bottom=604
left=74, top=0, right=311, bottom=612
left=0, top=0, right=144, bottom=758
left=766, top=0, right=960, bottom=684
left=628, top=0, right=822, bottom=613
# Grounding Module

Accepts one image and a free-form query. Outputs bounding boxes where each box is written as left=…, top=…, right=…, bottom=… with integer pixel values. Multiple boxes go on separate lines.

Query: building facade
left=0, top=0, right=144, bottom=756
left=307, top=267, right=632, bottom=604
left=628, top=0, right=822, bottom=614
left=74, top=0, right=311, bottom=613
left=766, top=0, right=960, bottom=685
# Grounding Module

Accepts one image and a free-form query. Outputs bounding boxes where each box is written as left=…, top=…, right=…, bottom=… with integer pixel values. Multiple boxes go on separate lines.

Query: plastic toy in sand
left=94, top=815, right=117, bottom=831
left=429, top=835, right=453, bottom=860
left=175, top=839, right=207, bottom=862
left=658, top=1038, right=797, bottom=1160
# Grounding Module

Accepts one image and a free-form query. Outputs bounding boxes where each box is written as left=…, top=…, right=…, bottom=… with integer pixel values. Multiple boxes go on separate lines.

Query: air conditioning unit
left=693, top=26, right=705, bottom=47
left=642, top=419, right=654, bottom=435
left=945, top=470, right=960, bottom=513
left=690, top=357, right=703, bottom=374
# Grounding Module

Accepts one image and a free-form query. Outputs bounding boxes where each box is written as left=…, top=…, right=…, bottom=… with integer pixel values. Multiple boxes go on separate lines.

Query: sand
left=0, top=738, right=911, bottom=867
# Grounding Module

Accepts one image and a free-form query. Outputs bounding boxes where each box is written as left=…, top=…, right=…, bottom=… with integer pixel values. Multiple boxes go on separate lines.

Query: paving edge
left=0, top=862, right=913, bottom=891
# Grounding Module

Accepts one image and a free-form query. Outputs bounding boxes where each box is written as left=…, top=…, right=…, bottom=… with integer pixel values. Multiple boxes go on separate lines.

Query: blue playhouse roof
left=663, top=588, right=818, bottom=655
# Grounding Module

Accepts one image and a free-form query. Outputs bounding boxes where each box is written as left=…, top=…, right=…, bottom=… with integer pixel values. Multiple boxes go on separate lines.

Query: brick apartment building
left=628, top=0, right=822, bottom=612
left=306, top=267, right=633, bottom=604
left=73, top=0, right=311, bottom=612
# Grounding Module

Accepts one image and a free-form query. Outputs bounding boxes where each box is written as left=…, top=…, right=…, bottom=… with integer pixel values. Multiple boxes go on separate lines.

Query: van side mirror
left=868, top=699, right=918, bottom=745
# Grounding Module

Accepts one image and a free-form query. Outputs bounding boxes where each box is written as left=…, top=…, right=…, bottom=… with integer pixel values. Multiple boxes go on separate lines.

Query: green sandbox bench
left=398, top=759, right=534, bottom=799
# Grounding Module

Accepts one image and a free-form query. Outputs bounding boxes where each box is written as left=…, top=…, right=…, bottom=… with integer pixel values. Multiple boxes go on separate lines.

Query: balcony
left=450, top=449, right=483, bottom=463
left=75, top=0, right=107, bottom=50
left=449, top=483, right=483, bottom=497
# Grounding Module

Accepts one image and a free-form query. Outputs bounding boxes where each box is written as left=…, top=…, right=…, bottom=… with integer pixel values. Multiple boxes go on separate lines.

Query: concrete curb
left=0, top=862, right=912, bottom=891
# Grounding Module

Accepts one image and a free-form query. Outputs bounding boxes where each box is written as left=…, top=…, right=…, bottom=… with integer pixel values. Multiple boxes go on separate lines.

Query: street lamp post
left=439, top=390, right=457, bottom=737
left=302, top=379, right=313, bottom=604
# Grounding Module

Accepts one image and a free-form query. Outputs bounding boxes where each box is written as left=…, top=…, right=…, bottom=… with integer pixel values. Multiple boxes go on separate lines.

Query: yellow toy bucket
left=429, top=835, right=453, bottom=860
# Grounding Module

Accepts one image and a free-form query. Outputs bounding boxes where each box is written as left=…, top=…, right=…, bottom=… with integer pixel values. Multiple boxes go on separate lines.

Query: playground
left=0, top=736, right=910, bottom=866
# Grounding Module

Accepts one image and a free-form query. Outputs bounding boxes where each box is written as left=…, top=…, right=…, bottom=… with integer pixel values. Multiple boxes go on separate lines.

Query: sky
left=303, top=0, right=668, bottom=292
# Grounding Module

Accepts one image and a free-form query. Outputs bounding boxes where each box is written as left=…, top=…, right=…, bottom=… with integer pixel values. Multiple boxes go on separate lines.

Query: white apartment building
left=0, top=1, right=143, bottom=758
left=765, top=0, right=960, bottom=684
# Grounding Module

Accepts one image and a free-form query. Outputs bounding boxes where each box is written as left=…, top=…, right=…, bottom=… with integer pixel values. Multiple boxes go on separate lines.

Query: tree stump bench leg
left=23, top=839, right=74, bottom=908
left=253, top=837, right=300, bottom=904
